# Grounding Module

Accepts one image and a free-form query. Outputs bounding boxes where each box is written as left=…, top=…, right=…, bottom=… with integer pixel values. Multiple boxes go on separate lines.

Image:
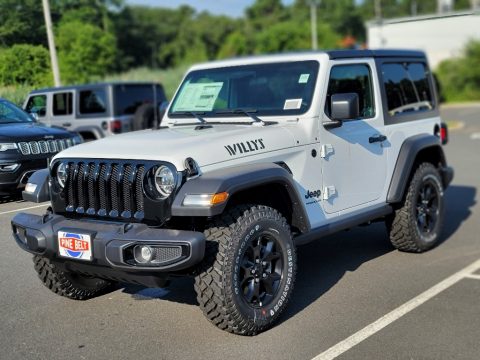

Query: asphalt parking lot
left=1, top=104, right=479, bottom=360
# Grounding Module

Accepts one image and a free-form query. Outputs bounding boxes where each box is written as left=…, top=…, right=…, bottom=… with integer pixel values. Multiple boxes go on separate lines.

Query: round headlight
left=56, top=163, right=67, bottom=189
left=154, top=165, right=176, bottom=198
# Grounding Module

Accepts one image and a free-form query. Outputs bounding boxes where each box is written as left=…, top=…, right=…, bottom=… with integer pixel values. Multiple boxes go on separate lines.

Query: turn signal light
left=211, top=192, right=229, bottom=205
left=183, top=192, right=229, bottom=207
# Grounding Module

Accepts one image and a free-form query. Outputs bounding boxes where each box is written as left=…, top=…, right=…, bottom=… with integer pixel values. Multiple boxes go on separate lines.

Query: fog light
left=134, top=245, right=153, bottom=264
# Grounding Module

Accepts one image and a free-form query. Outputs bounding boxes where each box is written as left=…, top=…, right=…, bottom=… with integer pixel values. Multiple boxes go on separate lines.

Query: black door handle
left=62, top=122, right=71, bottom=127
left=369, top=134, right=387, bottom=143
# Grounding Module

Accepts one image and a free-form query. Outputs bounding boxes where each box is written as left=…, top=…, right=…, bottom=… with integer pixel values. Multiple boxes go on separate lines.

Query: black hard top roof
left=326, top=49, right=426, bottom=59
left=30, top=81, right=162, bottom=94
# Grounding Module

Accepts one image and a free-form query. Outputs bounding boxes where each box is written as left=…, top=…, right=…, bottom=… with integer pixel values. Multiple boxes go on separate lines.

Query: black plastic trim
left=21, top=169, right=50, bottom=203
left=387, top=134, right=446, bottom=203
left=11, top=212, right=205, bottom=273
left=171, top=162, right=310, bottom=232
left=327, top=49, right=425, bottom=60
left=295, top=204, right=393, bottom=246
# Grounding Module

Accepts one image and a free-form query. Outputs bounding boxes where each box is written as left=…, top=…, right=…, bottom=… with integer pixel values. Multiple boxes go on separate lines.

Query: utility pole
left=310, top=0, right=319, bottom=50
left=42, top=0, right=61, bottom=87
left=374, top=0, right=382, bottom=21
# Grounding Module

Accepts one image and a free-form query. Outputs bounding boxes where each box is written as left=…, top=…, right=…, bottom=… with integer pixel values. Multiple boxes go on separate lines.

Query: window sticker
left=298, top=73, right=310, bottom=84
left=173, top=82, right=223, bottom=112
left=283, top=98, right=302, bottom=110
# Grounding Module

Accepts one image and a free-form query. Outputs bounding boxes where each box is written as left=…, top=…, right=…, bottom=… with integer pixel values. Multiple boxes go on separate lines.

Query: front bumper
left=11, top=212, right=205, bottom=286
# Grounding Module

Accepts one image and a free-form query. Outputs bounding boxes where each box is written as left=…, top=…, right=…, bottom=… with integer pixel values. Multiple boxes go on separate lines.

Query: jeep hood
left=54, top=124, right=296, bottom=170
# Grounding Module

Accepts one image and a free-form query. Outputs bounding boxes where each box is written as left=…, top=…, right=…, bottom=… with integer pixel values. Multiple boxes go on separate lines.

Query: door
left=51, top=91, right=75, bottom=129
left=320, top=60, right=387, bottom=214
left=24, top=93, right=48, bottom=121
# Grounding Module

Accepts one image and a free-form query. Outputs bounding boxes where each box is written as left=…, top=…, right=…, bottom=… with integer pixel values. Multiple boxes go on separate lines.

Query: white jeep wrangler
left=12, top=50, right=453, bottom=335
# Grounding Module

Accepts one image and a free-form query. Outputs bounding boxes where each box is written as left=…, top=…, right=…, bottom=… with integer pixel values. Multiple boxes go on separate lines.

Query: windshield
left=0, top=100, right=34, bottom=124
left=169, top=61, right=319, bottom=118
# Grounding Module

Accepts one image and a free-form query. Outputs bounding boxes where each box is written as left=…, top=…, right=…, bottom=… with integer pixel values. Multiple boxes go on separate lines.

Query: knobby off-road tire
left=194, top=205, right=297, bottom=335
left=133, top=104, right=157, bottom=131
left=33, top=255, right=114, bottom=300
left=387, top=163, right=445, bottom=253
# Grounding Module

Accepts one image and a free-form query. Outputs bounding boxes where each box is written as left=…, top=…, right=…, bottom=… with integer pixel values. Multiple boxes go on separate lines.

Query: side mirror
left=331, top=93, right=360, bottom=120
left=29, top=112, right=39, bottom=121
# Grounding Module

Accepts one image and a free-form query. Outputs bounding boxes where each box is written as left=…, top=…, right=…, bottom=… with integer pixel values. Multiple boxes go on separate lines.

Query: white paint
left=367, top=12, right=480, bottom=68
left=0, top=203, right=48, bottom=216
left=312, top=258, right=480, bottom=360
left=470, top=133, right=480, bottom=140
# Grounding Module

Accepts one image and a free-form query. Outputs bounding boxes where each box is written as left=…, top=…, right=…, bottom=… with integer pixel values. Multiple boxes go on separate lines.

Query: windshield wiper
left=215, top=109, right=265, bottom=125
left=171, top=111, right=207, bottom=124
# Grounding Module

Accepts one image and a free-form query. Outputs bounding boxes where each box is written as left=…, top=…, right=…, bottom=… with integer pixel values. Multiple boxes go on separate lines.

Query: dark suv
left=0, top=98, right=81, bottom=196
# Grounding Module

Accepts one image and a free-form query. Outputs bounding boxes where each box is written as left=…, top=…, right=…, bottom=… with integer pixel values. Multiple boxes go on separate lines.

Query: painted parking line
left=0, top=203, right=49, bottom=216
left=312, top=258, right=480, bottom=360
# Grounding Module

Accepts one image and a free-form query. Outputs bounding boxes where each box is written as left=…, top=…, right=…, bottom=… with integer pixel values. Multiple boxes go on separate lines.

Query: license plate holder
left=57, top=230, right=93, bottom=261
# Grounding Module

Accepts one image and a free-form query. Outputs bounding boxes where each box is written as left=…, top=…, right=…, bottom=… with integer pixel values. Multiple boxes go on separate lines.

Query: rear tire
left=33, top=256, right=114, bottom=300
left=133, top=104, right=157, bottom=130
left=386, top=163, right=445, bottom=252
left=194, top=205, right=296, bottom=335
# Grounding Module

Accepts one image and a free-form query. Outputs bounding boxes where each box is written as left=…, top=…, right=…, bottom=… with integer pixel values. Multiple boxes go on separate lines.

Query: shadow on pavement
left=280, top=222, right=393, bottom=325
left=120, top=185, right=476, bottom=321
left=122, top=277, right=197, bottom=305
left=0, top=193, right=24, bottom=204
left=440, top=185, right=476, bottom=243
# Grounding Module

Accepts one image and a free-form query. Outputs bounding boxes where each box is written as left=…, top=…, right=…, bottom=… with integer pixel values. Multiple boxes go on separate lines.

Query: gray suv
left=23, top=82, right=167, bottom=141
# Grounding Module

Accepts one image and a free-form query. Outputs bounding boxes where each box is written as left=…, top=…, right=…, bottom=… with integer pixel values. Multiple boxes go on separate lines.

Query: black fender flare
left=171, top=162, right=310, bottom=233
left=387, top=134, right=446, bottom=203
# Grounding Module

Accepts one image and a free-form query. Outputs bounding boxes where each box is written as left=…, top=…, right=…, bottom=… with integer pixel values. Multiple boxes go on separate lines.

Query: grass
left=0, top=84, right=34, bottom=106
left=104, top=65, right=190, bottom=99
left=0, top=65, right=190, bottom=105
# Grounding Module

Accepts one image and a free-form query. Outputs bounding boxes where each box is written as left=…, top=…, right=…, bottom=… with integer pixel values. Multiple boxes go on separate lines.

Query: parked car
left=0, top=98, right=81, bottom=196
left=13, top=50, right=453, bottom=335
left=23, top=82, right=168, bottom=141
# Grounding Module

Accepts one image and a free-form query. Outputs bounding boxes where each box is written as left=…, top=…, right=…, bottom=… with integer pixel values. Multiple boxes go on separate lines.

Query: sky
left=126, top=0, right=295, bottom=17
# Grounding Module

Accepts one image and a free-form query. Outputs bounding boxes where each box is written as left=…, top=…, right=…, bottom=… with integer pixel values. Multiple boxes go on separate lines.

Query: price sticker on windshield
left=298, top=74, right=310, bottom=84
left=173, top=82, right=223, bottom=112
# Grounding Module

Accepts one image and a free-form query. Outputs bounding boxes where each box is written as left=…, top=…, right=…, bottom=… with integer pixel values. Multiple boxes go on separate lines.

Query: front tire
left=194, top=205, right=296, bottom=335
left=387, top=163, right=445, bottom=252
left=33, top=256, right=114, bottom=300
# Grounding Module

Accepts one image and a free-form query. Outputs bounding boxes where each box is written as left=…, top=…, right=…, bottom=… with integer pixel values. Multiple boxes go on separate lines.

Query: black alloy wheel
left=415, top=180, right=440, bottom=236
left=239, top=233, right=283, bottom=308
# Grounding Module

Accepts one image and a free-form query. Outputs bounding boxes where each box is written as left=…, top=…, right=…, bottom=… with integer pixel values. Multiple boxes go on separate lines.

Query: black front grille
left=64, top=161, right=145, bottom=220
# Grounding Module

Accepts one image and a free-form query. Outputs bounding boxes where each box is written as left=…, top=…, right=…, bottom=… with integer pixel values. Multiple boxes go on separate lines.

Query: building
left=367, top=11, right=480, bottom=68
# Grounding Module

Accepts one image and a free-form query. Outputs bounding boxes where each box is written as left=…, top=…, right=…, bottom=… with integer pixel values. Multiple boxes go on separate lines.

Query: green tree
left=217, top=30, right=254, bottom=59
left=0, top=0, right=47, bottom=47
left=0, top=44, right=52, bottom=86
left=436, top=40, right=480, bottom=101
left=56, top=20, right=117, bottom=83
left=255, top=21, right=340, bottom=54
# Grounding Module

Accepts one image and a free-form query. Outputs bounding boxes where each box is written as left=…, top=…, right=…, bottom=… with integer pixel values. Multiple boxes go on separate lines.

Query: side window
left=25, top=95, right=47, bottom=116
left=53, top=92, right=73, bottom=116
left=79, top=89, right=107, bottom=114
left=382, top=62, right=433, bottom=116
left=325, top=64, right=375, bottom=119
